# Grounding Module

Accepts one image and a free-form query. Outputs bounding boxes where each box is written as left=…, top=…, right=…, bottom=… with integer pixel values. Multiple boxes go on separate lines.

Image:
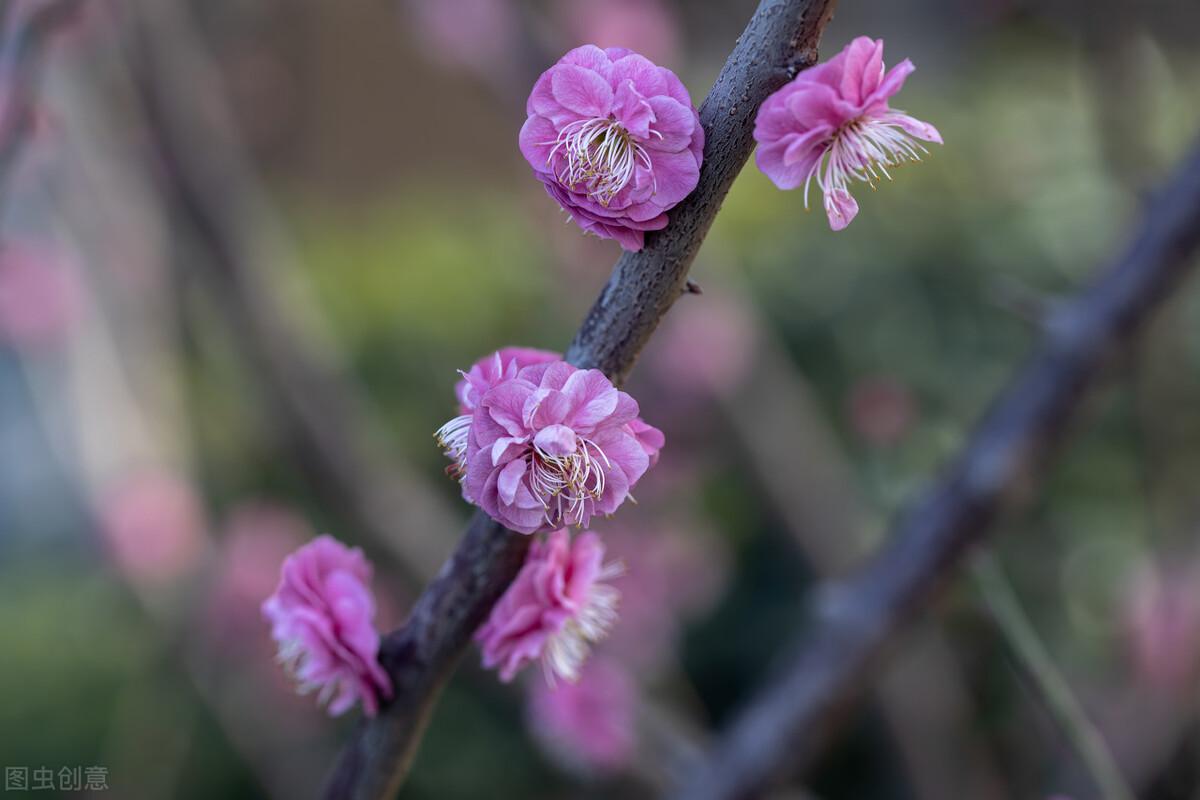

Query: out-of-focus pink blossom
left=520, top=45, right=703, bottom=251
left=476, top=530, right=621, bottom=683
left=602, top=524, right=727, bottom=671
left=527, top=656, right=637, bottom=773
left=753, top=36, right=942, bottom=230
left=98, top=470, right=207, bottom=585
left=262, top=535, right=393, bottom=716
left=402, top=0, right=519, bottom=79
left=0, top=241, right=83, bottom=349
left=847, top=375, right=916, bottom=447
left=649, top=290, right=756, bottom=396
left=456, top=360, right=662, bottom=533
left=556, top=0, right=681, bottom=68
left=1123, top=562, right=1200, bottom=691
left=209, top=503, right=311, bottom=636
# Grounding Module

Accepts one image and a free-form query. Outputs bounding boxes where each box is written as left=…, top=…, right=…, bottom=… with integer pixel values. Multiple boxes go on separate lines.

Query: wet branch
left=673, top=137, right=1200, bottom=800
left=323, top=0, right=838, bottom=796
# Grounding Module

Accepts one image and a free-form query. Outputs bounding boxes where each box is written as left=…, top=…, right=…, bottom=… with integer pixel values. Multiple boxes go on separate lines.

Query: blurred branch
left=0, top=0, right=79, bottom=192
left=720, top=307, right=1010, bottom=800
left=674, top=137, right=1200, bottom=800
left=325, top=1, right=839, bottom=797
left=127, top=0, right=458, bottom=584
left=973, top=551, right=1135, bottom=800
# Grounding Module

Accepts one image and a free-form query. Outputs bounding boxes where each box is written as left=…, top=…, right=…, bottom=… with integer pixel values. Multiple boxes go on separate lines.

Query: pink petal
left=839, top=37, right=884, bottom=106
left=533, top=424, right=578, bottom=458
left=562, top=369, right=619, bottom=429
left=825, top=187, right=859, bottom=231
left=498, top=459, right=527, bottom=505
left=551, top=64, right=614, bottom=118
left=519, top=115, right=559, bottom=174
left=614, top=80, right=655, bottom=139
left=644, top=95, right=695, bottom=151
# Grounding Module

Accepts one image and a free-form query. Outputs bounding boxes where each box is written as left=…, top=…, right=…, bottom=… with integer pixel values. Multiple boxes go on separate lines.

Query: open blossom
left=436, top=347, right=560, bottom=475
left=455, top=359, right=662, bottom=533
left=527, top=656, right=637, bottom=773
left=520, top=45, right=704, bottom=251
left=753, top=36, right=942, bottom=230
left=262, top=535, right=393, bottom=716
left=477, top=530, right=621, bottom=683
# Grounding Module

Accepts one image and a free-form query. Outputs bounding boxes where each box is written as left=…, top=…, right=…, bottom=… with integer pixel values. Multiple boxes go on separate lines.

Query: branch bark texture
left=673, top=138, right=1200, bottom=800
left=325, top=1, right=838, bottom=796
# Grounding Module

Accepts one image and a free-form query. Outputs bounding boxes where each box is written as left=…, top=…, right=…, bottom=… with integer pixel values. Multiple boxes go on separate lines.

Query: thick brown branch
left=673, top=138, right=1200, bottom=800
left=324, top=0, right=838, bottom=796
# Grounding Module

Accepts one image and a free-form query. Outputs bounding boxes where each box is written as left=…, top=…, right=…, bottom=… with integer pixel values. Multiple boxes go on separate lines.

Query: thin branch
left=0, top=0, right=79, bottom=193
left=324, top=1, right=839, bottom=796
left=672, top=137, right=1200, bottom=800
left=973, top=551, right=1135, bottom=800
left=125, top=0, right=460, bottom=584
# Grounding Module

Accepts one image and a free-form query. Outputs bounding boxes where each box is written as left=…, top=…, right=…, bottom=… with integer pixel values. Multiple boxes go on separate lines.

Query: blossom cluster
left=261, top=36, right=941, bottom=727
left=437, top=348, right=663, bottom=535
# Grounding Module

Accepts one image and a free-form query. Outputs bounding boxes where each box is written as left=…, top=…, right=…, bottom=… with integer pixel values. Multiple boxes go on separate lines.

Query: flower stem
left=972, top=551, right=1135, bottom=800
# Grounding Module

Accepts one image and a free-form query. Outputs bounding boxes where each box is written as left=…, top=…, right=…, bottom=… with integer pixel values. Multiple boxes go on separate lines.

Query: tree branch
left=0, top=0, right=79, bottom=193
left=324, top=1, right=838, bottom=796
left=672, top=137, right=1200, bottom=800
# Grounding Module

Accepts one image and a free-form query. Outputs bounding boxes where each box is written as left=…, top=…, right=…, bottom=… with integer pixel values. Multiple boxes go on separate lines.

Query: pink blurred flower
left=556, top=0, right=681, bottom=68
left=520, top=45, right=703, bottom=251
left=210, top=503, right=311, bottom=633
left=649, top=289, right=756, bottom=396
left=847, top=375, right=916, bottom=447
left=99, top=471, right=206, bottom=585
left=603, top=524, right=728, bottom=671
left=0, top=241, right=83, bottom=349
left=403, top=0, right=519, bottom=79
left=527, top=656, right=637, bottom=773
left=753, top=36, right=942, bottom=230
left=458, top=360, right=661, bottom=533
left=476, top=529, right=621, bottom=683
left=262, top=535, right=393, bottom=716
left=1123, top=562, right=1200, bottom=691
left=438, top=347, right=560, bottom=474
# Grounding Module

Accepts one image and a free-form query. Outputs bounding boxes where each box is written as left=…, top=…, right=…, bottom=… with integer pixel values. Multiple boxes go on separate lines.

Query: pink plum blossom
left=454, top=359, right=662, bottom=533
left=0, top=241, right=83, bottom=349
left=98, top=470, right=207, bottom=585
left=519, top=45, right=704, bottom=251
left=476, top=529, right=621, bottom=683
left=527, top=656, right=637, bottom=773
left=262, top=535, right=393, bottom=716
left=753, top=36, right=942, bottom=230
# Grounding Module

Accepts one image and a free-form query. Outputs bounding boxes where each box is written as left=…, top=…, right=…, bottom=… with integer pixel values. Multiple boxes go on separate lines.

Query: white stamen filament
left=434, top=414, right=472, bottom=478
left=545, top=117, right=656, bottom=206
left=542, top=561, right=623, bottom=684
left=528, top=437, right=611, bottom=527
left=803, top=111, right=930, bottom=222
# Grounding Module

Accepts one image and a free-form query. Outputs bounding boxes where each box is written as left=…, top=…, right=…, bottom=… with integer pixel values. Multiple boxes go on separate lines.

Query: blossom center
left=528, top=436, right=610, bottom=526
left=547, top=117, right=653, bottom=206
left=805, top=112, right=930, bottom=222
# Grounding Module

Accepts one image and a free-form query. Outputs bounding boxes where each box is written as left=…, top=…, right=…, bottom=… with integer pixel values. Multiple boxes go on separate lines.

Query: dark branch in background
left=325, top=1, right=838, bottom=797
left=127, top=0, right=459, bottom=585
left=674, top=138, right=1200, bottom=800
left=0, top=0, right=79, bottom=192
